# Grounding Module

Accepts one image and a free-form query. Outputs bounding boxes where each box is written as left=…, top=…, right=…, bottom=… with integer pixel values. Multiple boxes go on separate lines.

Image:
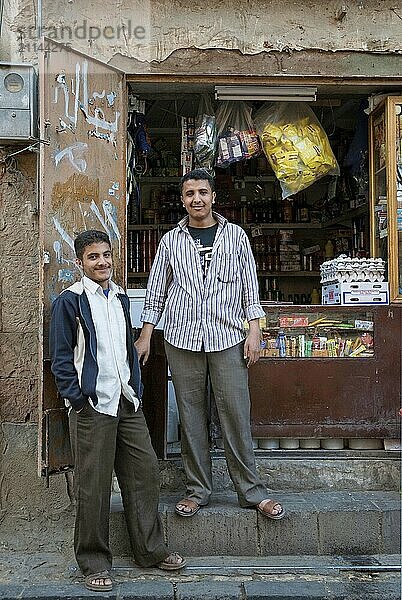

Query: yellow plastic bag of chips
left=255, top=102, right=339, bottom=198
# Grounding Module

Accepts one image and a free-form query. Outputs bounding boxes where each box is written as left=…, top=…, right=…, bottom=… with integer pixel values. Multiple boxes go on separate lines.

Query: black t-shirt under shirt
left=187, top=223, right=218, bottom=278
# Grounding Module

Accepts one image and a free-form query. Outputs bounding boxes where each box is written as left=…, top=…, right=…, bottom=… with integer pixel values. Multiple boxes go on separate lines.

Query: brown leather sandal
left=175, top=498, right=201, bottom=517
left=84, top=571, right=113, bottom=591
left=257, top=498, right=285, bottom=520
left=158, top=552, right=187, bottom=571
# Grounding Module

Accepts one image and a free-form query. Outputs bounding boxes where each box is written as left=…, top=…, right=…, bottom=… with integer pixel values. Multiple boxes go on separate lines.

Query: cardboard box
left=322, top=282, right=389, bottom=305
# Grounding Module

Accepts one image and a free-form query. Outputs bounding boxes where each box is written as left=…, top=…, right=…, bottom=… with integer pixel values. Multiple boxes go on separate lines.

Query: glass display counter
left=258, top=308, right=374, bottom=359
left=248, top=304, right=400, bottom=440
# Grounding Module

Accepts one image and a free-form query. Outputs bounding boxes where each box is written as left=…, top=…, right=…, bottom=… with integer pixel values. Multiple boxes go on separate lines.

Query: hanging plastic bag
left=215, top=101, right=260, bottom=168
left=193, top=95, right=217, bottom=173
left=255, top=102, right=339, bottom=199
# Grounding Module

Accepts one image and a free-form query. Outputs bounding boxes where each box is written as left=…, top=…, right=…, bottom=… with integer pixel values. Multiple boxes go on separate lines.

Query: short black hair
left=74, top=230, right=111, bottom=260
left=180, top=168, right=215, bottom=193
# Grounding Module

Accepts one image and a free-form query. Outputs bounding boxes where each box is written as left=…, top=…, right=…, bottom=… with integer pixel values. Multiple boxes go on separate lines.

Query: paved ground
left=0, top=551, right=400, bottom=599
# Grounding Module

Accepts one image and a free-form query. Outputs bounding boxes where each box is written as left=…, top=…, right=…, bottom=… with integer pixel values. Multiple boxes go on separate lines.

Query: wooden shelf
left=128, top=222, right=322, bottom=230
left=322, top=206, right=368, bottom=228
left=245, top=222, right=321, bottom=230
left=140, top=176, right=180, bottom=183
left=128, top=224, right=175, bottom=230
left=258, top=271, right=320, bottom=277
left=241, top=175, right=276, bottom=182
left=128, top=270, right=321, bottom=279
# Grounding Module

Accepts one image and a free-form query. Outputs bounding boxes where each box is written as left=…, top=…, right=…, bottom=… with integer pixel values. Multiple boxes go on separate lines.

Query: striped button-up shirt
left=140, top=212, right=265, bottom=352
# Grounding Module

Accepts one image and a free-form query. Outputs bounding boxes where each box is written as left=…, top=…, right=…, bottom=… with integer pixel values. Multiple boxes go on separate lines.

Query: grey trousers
left=69, top=395, right=169, bottom=575
left=165, top=341, right=268, bottom=507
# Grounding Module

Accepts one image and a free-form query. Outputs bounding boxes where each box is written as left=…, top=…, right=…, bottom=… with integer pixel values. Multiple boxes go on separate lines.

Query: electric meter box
left=0, top=63, right=37, bottom=141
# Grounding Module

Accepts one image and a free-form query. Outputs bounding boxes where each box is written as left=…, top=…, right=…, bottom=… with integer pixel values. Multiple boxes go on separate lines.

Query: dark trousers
left=69, top=396, right=169, bottom=575
left=165, top=341, right=268, bottom=507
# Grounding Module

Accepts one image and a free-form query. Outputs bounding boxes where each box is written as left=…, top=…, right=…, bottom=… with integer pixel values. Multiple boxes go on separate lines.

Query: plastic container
left=279, top=438, right=300, bottom=449
left=321, top=438, right=345, bottom=450
left=299, top=438, right=321, bottom=449
left=348, top=438, right=383, bottom=450
left=259, top=438, right=280, bottom=449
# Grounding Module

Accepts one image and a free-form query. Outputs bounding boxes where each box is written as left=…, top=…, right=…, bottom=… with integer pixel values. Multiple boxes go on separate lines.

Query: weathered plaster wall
left=0, top=151, right=39, bottom=424
left=0, top=424, right=73, bottom=554
left=0, top=148, right=69, bottom=542
left=2, top=0, right=402, bottom=66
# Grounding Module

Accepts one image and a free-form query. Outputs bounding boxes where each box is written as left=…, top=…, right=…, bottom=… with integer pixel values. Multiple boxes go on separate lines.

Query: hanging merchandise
left=193, top=95, right=217, bottom=173
left=215, top=101, right=261, bottom=168
left=255, top=102, right=340, bottom=199
left=128, top=112, right=152, bottom=158
left=127, top=111, right=152, bottom=224
left=181, top=116, right=195, bottom=175
left=343, top=98, right=369, bottom=206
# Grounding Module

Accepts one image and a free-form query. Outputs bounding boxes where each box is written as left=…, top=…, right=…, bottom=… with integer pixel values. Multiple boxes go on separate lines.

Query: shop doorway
left=38, top=39, right=402, bottom=478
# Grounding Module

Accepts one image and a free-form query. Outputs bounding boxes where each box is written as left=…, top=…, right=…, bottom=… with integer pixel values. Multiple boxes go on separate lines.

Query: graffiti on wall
left=47, top=57, right=123, bottom=291
left=53, top=59, right=120, bottom=148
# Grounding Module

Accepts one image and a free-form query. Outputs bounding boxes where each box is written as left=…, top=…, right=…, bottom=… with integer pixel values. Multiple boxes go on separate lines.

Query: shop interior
left=125, top=82, right=402, bottom=452
left=125, top=82, right=390, bottom=304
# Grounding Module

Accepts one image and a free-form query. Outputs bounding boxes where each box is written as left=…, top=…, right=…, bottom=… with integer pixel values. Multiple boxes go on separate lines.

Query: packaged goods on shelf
left=260, top=330, right=374, bottom=358
left=279, top=316, right=309, bottom=328
left=258, top=310, right=375, bottom=358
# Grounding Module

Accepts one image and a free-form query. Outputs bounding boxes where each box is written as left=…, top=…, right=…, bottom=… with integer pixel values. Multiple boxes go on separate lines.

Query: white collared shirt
left=82, top=276, right=139, bottom=416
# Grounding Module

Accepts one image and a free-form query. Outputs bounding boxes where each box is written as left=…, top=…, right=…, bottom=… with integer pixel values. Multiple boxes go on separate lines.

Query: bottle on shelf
left=311, top=287, right=320, bottom=305
left=299, top=193, right=310, bottom=223
left=282, top=197, right=294, bottom=223
left=324, top=239, right=335, bottom=259
left=275, top=330, right=286, bottom=357
left=240, top=195, right=248, bottom=224
left=265, top=196, right=275, bottom=223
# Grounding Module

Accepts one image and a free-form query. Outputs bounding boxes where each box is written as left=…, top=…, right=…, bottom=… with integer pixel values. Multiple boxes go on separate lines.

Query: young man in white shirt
left=50, top=230, right=185, bottom=592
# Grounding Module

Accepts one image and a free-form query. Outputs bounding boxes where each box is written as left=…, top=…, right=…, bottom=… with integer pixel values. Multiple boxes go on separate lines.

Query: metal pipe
left=183, top=565, right=401, bottom=572
left=0, top=0, right=4, bottom=37
left=37, top=0, right=42, bottom=39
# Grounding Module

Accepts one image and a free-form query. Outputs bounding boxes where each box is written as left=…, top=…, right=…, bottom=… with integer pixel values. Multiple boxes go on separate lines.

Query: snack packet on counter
left=254, top=102, right=340, bottom=198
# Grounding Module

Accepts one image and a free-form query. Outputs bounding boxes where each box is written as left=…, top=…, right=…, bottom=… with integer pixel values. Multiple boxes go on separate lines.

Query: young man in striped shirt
left=135, top=169, right=285, bottom=521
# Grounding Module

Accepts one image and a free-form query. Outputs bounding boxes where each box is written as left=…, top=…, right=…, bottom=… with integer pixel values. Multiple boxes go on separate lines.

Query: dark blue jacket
left=49, top=281, right=143, bottom=412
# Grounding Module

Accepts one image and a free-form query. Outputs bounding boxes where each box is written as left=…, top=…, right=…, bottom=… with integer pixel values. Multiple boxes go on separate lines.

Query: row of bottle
left=127, top=229, right=158, bottom=273
left=128, top=187, right=185, bottom=225
left=205, top=192, right=311, bottom=225
left=130, top=183, right=315, bottom=226
left=127, top=229, right=323, bottom=275
left=251, top=234, right=321, bottom=273
left=260, top=278, right=320, bottom=305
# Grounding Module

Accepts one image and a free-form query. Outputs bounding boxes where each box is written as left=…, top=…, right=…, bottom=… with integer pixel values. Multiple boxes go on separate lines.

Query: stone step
left=157, top=453, right=401, bottom=493
left=110, top=490, right=400, bottom=558
left=1, top=553, right=400, bottom=600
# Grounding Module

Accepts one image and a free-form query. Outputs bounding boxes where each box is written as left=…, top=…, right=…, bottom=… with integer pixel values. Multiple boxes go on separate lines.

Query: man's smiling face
left=182, top=179, right=216, bottom=227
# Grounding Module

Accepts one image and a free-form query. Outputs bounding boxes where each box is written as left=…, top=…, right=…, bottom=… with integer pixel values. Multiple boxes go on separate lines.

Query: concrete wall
left=0, top=150, right=39, bottom=424
left=0, top=0, right=401, bottom=523
left=2, top=0, right=402, bottom=65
